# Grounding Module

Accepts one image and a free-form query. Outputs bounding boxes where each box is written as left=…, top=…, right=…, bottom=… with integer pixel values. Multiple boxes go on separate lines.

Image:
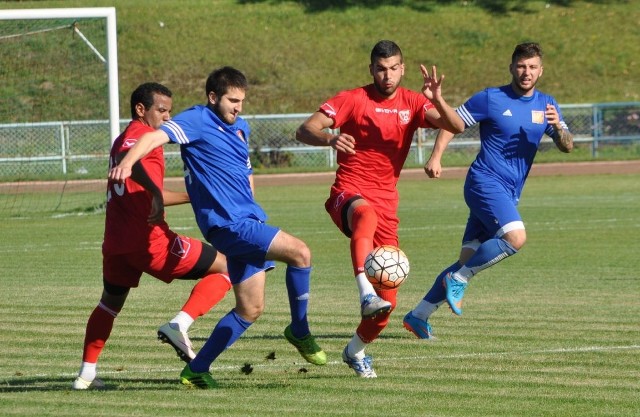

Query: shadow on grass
left=191, top=331, right=412, bottom=343
left=0, top=376, right=181, bottom=392
left=235, top=0, right=624, bottom=14
left=0, top=373, right=336, bottom=392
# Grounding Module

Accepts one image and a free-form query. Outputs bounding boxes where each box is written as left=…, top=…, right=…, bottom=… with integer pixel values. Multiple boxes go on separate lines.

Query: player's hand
left=329, top=133, right=356, bottom=154
left=545, top=104, right=561, bottom=129
left=424, top=157, right=443, bottom=178
left=420, top=64, right=445, bottom=101
left=108, top=164, right=132, bottom=184
left=148, top=193, right=165, bottom=225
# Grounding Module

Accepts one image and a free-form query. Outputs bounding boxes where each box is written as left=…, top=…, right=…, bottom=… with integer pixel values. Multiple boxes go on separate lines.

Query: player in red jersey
left=72, top=83, right=231, bottom=390
left=296, top=40, right=464, bottom=377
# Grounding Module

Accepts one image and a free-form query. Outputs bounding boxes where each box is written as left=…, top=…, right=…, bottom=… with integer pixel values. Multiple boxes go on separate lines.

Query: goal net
left=0, top=8, right=119, bottom=217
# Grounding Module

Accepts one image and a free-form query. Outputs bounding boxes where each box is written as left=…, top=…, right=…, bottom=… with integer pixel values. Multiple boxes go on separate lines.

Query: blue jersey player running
left=109, top=66, right=326, bottom=388
left=403, top=42, right=574, bottom=339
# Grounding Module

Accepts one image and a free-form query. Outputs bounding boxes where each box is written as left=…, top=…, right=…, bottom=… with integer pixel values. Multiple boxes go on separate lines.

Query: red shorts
left=324, top=187, right=399, bottom=247
left=103, top=230, right=212, bottom=288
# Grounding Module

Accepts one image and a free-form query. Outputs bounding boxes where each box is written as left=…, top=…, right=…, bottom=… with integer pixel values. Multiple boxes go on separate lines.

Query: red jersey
left=320, top=84, right=435, bottom=200
left=102, top=120, right=170, bottom=255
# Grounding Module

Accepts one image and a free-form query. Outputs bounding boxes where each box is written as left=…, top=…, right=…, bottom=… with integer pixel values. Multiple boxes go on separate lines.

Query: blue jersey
left=160, top=105, right=268, bottom=237
left=458, top=85, right=569, bottom=198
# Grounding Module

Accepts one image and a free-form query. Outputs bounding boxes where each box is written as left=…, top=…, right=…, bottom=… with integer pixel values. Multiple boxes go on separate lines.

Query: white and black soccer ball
left=364, top=245, right=410, bottom=289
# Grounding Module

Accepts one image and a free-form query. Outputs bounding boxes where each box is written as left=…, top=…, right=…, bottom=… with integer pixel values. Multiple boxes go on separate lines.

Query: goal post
left=0, top=7, right=120, bottom=142
left=0, top=7, right=119, bottom=216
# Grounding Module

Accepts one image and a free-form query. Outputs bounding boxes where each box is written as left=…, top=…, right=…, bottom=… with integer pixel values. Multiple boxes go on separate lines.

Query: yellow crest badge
left=531, top=111, right=544, bottom=124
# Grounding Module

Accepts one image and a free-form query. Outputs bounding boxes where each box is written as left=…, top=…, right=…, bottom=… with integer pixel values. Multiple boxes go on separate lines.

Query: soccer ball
left=364, top=245, right=410, bottom=289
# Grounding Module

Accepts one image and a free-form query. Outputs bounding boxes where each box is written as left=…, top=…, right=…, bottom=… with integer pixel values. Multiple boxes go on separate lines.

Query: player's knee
left=503, top=229, right=526, bottom=250
left=289, top=239, right=311, bottom=267
left=351, top=204, right=377, bottom=237
left=236, top=302, right=264, bottom=322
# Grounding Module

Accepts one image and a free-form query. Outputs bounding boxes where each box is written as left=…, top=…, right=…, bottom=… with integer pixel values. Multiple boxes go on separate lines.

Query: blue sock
left=458, top=238, right=518, bottom=279
left=285, top=265, right=311, bottom=338
left=424, top=262, right=460, bottom=303
left=189, top=310, right=251, bottom=373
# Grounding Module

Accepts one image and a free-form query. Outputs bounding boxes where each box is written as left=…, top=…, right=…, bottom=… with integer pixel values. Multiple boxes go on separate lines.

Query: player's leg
left=343, top=206, right=399, bottom=377
left=404, top=225, right=480, bottom=338
left=266, top=229, right=327, bottom=366
left=444, top=187, right=523, bottom=315
left=181, top=267, right=266, bottom=389
left=325, top=191, right=391, bottom=318
left=153, top=236, right=232, bottom=362
left=73, top=256, right=136, bottom=390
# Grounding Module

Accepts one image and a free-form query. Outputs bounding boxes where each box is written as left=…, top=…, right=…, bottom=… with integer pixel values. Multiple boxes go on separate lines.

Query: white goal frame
left=0, top=7, right=120, bottom=143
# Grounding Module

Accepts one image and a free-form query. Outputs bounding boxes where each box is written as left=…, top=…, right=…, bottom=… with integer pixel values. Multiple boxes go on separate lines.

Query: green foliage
left=0, top=173, right=639, bottom=416
left=0, top=0, right=638, bottom=118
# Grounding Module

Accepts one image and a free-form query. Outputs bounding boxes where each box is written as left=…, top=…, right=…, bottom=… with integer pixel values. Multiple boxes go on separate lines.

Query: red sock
left=181, top=273, right=231, bottom=318
left=350, top=205, right=378, bottom=275
left=356, top=288, right=398, bottom=343
left=82, top=302, right=120, bottom=363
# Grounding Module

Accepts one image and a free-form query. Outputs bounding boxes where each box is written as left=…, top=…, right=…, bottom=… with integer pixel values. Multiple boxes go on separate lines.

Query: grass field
left=0, top=173, right=639, bottom=416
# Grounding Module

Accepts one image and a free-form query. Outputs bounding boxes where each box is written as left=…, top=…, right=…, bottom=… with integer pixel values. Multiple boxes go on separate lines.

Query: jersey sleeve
left=417, top=94, right=436, bottom=129
left=160, top=107, right=202, bottom=145
left=456, top=89, right=490, bottom=129
left=319, top=90, right=357, bottom=129
left=115, top=122, right=148, bottom=153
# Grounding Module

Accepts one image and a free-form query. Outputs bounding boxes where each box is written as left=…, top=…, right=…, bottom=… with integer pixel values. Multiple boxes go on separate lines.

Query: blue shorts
left=462, top=180, right=522, bottom=244
left=206, top=218, right=278, bottom=284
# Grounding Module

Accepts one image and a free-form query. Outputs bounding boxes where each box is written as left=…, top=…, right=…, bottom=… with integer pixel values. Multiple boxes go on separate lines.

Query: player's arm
left=248, top=174, right=255, bottom=196
left=112, top=151, right=165, bottom=223
left=545, top=104, right=573, bottom=153
left=116, top=150, right=189, bottom=207
left=109, top=130, right=170, bottom=183
left=420, top=64, right=465, bottom=134
left=163, top=189, right=189, bottom=206
left=296, top=111, right=356, bottom=154
left=425, top=129, right=456, bottom=178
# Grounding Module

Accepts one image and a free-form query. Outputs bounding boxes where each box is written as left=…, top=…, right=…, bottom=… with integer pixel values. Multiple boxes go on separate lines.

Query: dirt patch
left=1, top=160, right=638, bottom=193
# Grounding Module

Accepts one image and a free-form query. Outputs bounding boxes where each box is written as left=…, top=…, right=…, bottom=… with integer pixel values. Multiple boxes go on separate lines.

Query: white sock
left=355, top=272, right=376, bottom=301
left=346, top=334, right=367, bottom=360
left=412, top=300, right=443, bottom=321
left=170, top=311, right=194, bottom=332
left=78, top=362, right=97, bottom=381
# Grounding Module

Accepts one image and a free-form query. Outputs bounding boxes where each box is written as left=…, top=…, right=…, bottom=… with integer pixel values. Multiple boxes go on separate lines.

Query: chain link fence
left=0, top=102, right=639, bottom=181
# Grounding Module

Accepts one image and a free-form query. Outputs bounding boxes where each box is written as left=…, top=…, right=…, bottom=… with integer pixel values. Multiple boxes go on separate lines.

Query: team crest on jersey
left=398, top=110, right=411, bottom=125
left=171, top=237, right=191, bottom=259
left=531, top=111, right=544, bottom=124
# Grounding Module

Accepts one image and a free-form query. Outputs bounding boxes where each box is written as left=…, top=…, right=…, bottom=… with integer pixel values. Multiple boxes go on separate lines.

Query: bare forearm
left=120, top=131, right=169, bottom=169
left=295, top=123, right=334, bottom=147
left=552, top=128, right=574, bottom=153
left=431, top=129, right=456, bottom=160
left=428, top=97, right=464, bottom=134
left=163, top=189, right=189, bottom=206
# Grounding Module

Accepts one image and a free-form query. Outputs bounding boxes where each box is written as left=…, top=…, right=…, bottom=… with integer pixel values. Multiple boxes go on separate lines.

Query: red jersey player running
left=296, top=40, right=463, bottom=377
left=72, top=83, right=231, bottom=390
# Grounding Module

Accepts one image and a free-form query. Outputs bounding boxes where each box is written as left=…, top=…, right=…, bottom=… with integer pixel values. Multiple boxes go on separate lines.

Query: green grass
left=0, top=173, right=638, bottom=416
left=1, top=0, right=638, bottom=119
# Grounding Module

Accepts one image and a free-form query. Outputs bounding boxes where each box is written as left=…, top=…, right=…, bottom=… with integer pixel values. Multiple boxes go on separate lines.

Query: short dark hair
left=130, top=82, right=172, bottom=119
left=370, top=40, right=403, bottom=65
left=511, top=42, right=543, bottom=64
left=205, top=66, right=248, bottom=99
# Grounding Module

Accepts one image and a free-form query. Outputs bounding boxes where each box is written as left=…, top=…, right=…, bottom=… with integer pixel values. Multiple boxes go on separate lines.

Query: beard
left=513, top=75, right=538, bottom=95
left=211, top=102, right=237, bottom=125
